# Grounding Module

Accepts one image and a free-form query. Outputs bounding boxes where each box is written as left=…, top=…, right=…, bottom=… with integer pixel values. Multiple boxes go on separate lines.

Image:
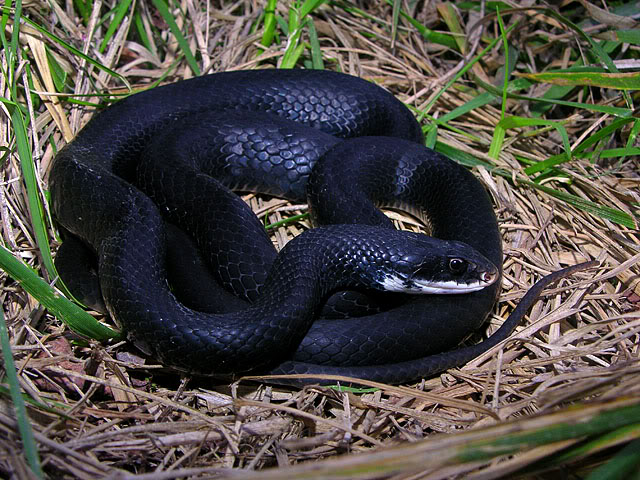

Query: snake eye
left=448, top=258, right=468, bottom=275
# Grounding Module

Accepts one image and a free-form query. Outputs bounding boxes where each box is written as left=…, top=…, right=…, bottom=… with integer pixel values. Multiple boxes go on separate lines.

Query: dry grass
left=1, top=1, right=639, bottom=478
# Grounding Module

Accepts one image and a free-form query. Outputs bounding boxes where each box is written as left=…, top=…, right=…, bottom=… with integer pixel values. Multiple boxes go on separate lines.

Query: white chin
left=417, top=282, right=488, bottom=294
left=380, top=276, right=488, bottom=294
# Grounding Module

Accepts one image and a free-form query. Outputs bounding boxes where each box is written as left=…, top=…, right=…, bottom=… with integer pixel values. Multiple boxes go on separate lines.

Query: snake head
left=376, top=237, right=499, bottom=295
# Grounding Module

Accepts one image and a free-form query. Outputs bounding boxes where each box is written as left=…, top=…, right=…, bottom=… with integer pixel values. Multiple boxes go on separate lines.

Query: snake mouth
left=380, top=262, right=499, bottom=295
left=380, top=274, right=497, bottom=294
left=411, top=278, right=494, bottom=294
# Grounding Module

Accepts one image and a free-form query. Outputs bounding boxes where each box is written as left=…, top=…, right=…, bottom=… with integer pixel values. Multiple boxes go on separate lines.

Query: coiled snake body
left=50, top=69, right=507, bottom=384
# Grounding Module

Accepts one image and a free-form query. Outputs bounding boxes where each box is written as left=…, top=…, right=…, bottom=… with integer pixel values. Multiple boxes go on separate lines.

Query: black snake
left=49, top=69, right=588, bottom=384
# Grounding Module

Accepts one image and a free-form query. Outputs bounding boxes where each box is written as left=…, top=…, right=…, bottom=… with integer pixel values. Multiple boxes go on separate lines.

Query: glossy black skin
left=49, top=70, right=502, bottom=383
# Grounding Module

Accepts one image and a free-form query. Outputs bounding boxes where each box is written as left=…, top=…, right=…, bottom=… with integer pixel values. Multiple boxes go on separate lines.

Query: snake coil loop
left=50, top=70, right=506, bottom=384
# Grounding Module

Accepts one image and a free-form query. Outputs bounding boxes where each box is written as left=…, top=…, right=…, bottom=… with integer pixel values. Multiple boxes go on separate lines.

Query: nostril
left=481, top=271, right=495, bottom=283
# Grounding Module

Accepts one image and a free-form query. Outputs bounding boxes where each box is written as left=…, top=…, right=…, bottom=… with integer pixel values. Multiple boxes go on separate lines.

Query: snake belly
left=49, top=69, right=502, bottom=383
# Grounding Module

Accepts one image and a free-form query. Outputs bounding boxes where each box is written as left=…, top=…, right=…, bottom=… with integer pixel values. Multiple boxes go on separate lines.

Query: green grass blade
left=1, top=3, right=17, bottom=83
left=476, top=76, right=633, bottom=118
left=6, top=251, right=117, bottom=339
left=73, top=0, right=90, bottom=24
left=260, top=0, right=278, bottom=48
left=488, top=123, right=506, bottom=160
left=437, top=2, right=464, bottom=52
left=307, top=18, right=324, bottom=69
left=436, top=142, right=635, bottom=228
left=424, top=124, right=437, bottom=149
left=494, top=6, right=633, bottom=107
left=457, top=403, right=640, bottom=464
left=0, top=384, right=75, bottom=417
left=626, top=116, right=640, bottom=152
left=524, top=117, right=637, bottom=175
left=280, top=32, right=306, bottom=68
left=0, top=245, right=119, bottom=339
left=610, top=29, right=640, bottom=45
left=489, top=116, right=571, bottom=161
left=8, top=101, right=57, bottom=280
left=0, top=308, right=44, bottom=478
left=265, top=213, right=308, bottom=230
left=278, top=0, right=326, bottom=69
left=390, top=0, right=400, bottom=46
left=599, top=147, right=640, bottom=159
left=517, top=71, right=640, bottom=90
left=287, top=1, right=300, bottom=33
left=439, top=92, right=494, bottom=123
left=280, top=12, right=306, bottom=69
left=496, top=7, right=509, bottom=120
left=133, top=8, right=154, bottom=53
left=585, top=437, right=640, bottom=480
left=419, top=20, right=520, bottom=118
left=409, top=104, right=486, bottom=144
left=376, top=0, right=457, bottom=49
left=395, top=7, right=457, bottom=49
left=521, top=180, right=636, bottom=229
left=99, top=0, right=134, bottom=53
left=543, top=10, right=619, bottom=74
left=151, top=0, right=200, bottom=76
left=15, top=13, right=129, bottom=88
left=0, top=8, right=44, bottom=475
left=275, top=13, right=289, bottom=36
left=435, top=141, right=495, bottom=170
left=522, top=153, right=569, bottom=176
left=7, top=0, right=20, bottom=54
left=531, top=423, right=640, bottom=474
left=299, top=0, right=325, bottom=19
left=46, top=48, right=68, bottom=92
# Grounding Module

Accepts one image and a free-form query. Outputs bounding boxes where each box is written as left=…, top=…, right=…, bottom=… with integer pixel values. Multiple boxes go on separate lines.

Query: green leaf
left=16, top=14, right=129, bottom=88
left=536, top=423, right=640, bottom=474
left=9, top=101, right=58, bottom=280
left=435, top=141, right=496, bottom=170
left=490, top=116, right=571, bottom=162
left=381, top=0, right=457, bottom=49
left=436, top=2, right=465, bottom=52
left=495, top=8, right=510, bottom=121
left=475, top=76, right=633, bottom=118
left=265, top=213, right=308, bottom=230
left=0, top=245, right=119, bottom=339
left=73, top=0, right=90, bottom=24
left=307, top=18, right=324, bottom=69
left=610, top=29, right=640, bottom=45
left=98, top=0, right=134, bottom=53
left=424, top=125, right=437, bottom=149
left=280, top=23, right=307, bottom=69
left=151, top=0, right=200, bottom=76
left=299, top=0, right=325, bottom=19
left=260, top=0, right=278, bottom=48
left=436, top=142, right=635, bottom=229
left=418, top=20, right=520, bottom=118
left=585, top=437, right=640, bottom=480
left=523, top=153, right=570, bottom=176
left=572, top=117, right=635, bottom=156
left=521, top=180, right=636, bottom=229
left=133, top=8, right=154, bottom=53
left=516, top=71, right=640, bottom=90
left=599, top=147, right=640, bottom=159
left=457, top=403, right=640, bottom=463
left=439, top=92, right=494, bottom=123
left=46, top=48, right=68, bottom=92
left=0, top=308, right=44, bottom=478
